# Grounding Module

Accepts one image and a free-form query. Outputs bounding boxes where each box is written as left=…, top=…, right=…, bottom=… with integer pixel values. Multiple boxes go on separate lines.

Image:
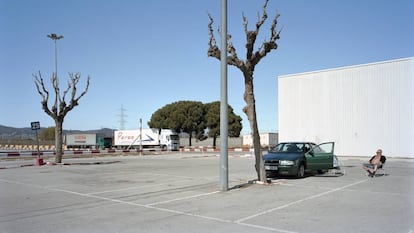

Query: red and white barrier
left=0, top=147, right=254, bottom=158
left=0, top=149, right=119, bottom=158
left=179, top=147, right=252, bottom=153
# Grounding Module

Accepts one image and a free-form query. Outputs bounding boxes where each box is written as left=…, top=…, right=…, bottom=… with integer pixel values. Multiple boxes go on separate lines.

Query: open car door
left=306, top=142, right=335, bottom=171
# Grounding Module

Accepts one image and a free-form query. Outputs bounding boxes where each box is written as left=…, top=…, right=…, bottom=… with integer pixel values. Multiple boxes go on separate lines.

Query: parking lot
left=1, top=153, right=413, bottom=233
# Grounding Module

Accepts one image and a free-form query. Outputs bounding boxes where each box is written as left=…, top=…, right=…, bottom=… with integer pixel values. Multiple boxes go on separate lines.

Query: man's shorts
left=363, top=163, right=375, bottom=169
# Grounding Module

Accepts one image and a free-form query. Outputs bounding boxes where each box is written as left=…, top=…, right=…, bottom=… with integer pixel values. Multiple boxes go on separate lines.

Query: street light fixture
left=47, top=33, right=64, bottom=79
left=47, top=33, right=63, bottom=158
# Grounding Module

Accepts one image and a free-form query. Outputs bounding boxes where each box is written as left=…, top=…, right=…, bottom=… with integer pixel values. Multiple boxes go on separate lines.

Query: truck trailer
left=114, top=129, right=179, bottom=151
left=65, top=133, right=111, bottom=149
left=243, top=132, right=279, bottom=148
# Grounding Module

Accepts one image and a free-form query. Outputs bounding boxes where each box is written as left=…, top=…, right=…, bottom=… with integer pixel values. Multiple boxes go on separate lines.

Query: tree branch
left=256, top=0, right=269, bottom=31
left=226, top=34, right=244, bottom=68
left=250, top=2, right=281, bottom=67
left=33, top=71, right=53, bottom=118
left=62, top=73, right=90, bottom=116
left=60, top=81, right=70, bottom=111
left=207, top=13, right=220, bottom=60
left=208, top=0, right=280, bottom=71
left=33, top=72, right=90, bottom=120
left=33, top=71, right=48, bottom=101
left=208, top=13, right=245, bottom=69
left=244, top=0, right=269, bottom=61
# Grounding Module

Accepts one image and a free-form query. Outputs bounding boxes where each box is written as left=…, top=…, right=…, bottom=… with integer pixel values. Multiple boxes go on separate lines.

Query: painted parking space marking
left=147, top=190, right=220, bottom=206
left=237, top=222, right=298, bottom=233
left=86, top=179, right=193, bottom=195
left=0, top=177, right=297, bottom=233
left=235, top=179, right=368, bottom=223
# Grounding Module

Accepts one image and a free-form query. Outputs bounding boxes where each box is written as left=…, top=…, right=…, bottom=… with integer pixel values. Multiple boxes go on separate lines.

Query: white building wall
left=278, top=57, right=414, bottom=157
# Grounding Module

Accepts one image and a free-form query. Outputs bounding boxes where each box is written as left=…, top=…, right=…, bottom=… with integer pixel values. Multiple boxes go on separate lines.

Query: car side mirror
left=308, top=150, right=315, bottom=156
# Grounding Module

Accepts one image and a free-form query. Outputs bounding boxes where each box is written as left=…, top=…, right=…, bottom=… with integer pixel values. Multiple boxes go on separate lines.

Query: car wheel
left=297, top=164, right=305, bottom=178
left=266, top=171, right=274, bottom=178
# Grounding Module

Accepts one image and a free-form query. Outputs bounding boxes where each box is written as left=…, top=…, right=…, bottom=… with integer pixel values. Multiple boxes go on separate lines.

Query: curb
left=0, top=160, right=121, bottom=169
left=0, top=147, right=253, bottom=158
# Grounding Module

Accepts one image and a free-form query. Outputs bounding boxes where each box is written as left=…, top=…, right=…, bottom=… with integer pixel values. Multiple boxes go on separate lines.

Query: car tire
left=297, top=163, right=305, bottom=178
left=266, top=171, right=275, bottom=178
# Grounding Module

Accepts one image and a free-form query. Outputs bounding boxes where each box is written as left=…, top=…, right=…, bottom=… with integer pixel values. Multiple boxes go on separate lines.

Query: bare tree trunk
left=213, top=135, right=217, bottom=148
left=55, top=119, right=63, bottom=163
left=243, top=75, right=266, bottom=182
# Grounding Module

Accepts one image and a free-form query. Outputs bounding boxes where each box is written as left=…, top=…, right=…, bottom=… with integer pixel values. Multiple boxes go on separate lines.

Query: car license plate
left=265, top=165, right=278, bottom=171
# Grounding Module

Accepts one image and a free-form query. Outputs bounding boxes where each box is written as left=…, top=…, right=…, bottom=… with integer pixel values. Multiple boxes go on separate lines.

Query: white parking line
left=148, top=190, right=220, bottom=206
left=237, top=222, right=298, bottom=233
left=87, top=179, right=192, bottom=195
left=235, top=179, right=368, bottom=223
left=85, top=172, right=218, bottom=195
left=49, top=186, right=299, bottom=233
left=0, top=178, right=296, bottom=233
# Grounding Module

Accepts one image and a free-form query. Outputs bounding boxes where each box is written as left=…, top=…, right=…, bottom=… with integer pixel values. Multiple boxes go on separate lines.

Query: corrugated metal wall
left=278, top=57, right=414, bottom=157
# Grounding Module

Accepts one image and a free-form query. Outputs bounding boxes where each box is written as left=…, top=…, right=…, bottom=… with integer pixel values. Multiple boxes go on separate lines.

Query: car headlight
left=279, top=160, right=295, bottom=166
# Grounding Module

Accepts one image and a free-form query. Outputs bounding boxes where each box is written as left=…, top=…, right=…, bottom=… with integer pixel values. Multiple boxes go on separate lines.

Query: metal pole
left=35, top=129, right=40, bottom=159
left=140, top=118, right=143, bottom=156
left=54, top=39, right=57, bottom=79
left=220, top=0, right=228, bottom=191
left=31, top=121, right=41, bottom=165
left=47, top=34, right=63, bottom=80
left=47, top=34, right=63, bottom=156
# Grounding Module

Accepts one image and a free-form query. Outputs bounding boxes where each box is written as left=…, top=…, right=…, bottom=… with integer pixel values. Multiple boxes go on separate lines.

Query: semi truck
left=243, top=132, right=279, bottom=148
left=114, top=129, right=179, bottom=151
left=65, top=133, right=112, bottom=149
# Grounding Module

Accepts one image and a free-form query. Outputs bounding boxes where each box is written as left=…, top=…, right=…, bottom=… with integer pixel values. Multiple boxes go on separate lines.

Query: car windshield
left=269, top=143, right=311, bottom=153
left=170, top=135, right=179, bottom=140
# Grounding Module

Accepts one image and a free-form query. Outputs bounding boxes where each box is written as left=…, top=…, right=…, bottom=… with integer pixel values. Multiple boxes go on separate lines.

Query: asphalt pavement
left=0, top=153, right=413, bottom=233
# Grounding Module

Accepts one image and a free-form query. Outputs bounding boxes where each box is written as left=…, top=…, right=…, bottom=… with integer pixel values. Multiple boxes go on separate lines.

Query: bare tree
left=208, top=0, right=281, bottom=182
left=34, top=72, right=90, bottom=163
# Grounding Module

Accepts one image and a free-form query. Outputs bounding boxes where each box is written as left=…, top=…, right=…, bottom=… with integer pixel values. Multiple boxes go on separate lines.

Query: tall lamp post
left=47, top=33, right=64, bottom=79
left=47, top=33, right=63, bottom=158
left=220, top=0, right=228, bottom=191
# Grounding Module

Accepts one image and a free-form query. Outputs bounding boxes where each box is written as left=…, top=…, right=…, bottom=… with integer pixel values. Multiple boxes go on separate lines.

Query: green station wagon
left=263, top=142, right=339, bottom=178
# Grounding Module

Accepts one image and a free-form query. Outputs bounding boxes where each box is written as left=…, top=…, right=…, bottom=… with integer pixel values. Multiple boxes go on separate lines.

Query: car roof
left=278, top=142, right=315, bottom=144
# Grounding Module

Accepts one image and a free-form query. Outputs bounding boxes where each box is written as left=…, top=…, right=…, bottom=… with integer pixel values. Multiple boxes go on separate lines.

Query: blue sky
left=1, top=0, right=413, bottom=134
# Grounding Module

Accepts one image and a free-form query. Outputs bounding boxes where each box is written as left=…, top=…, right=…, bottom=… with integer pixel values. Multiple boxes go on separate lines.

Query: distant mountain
left=0, top=125, right=34, bottom=139
left=0, top=125, right=115, bottom=139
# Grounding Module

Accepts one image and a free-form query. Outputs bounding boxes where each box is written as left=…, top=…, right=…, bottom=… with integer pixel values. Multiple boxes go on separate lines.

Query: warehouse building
left=278, top=57, right=413, bottom=157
